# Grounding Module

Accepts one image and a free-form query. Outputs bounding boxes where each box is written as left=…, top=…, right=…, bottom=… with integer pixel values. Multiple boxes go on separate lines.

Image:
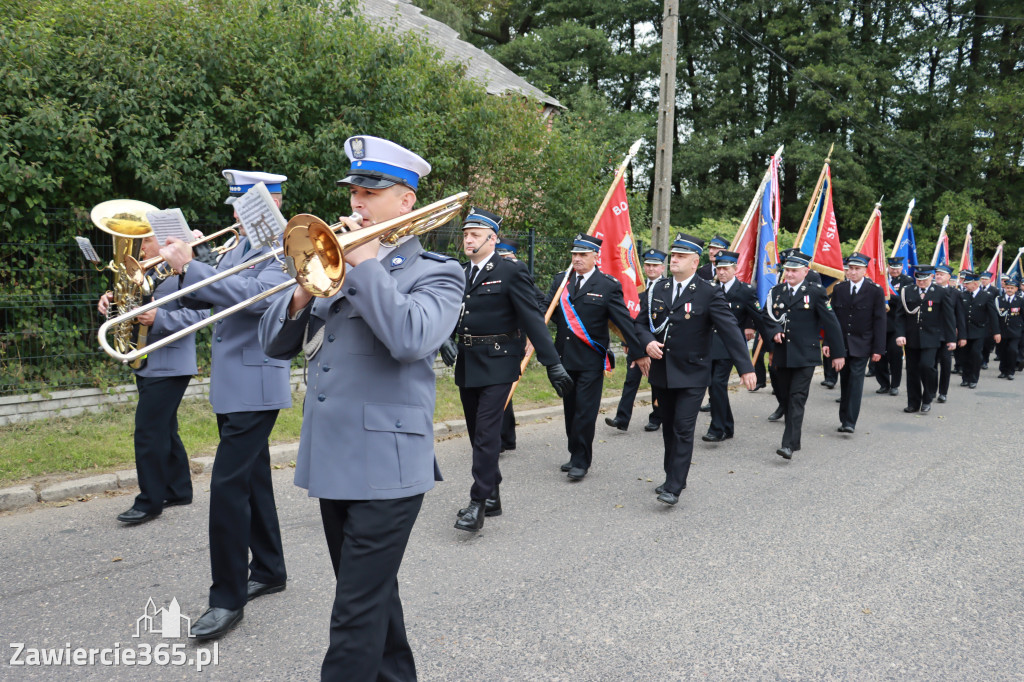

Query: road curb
left=0, top=391, right=656, bottom=513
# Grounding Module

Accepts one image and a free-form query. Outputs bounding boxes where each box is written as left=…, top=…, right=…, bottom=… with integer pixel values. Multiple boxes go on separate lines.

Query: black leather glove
left=439, top=338, right=458, bottom=366
left=546, top=363, right=573, bottom=397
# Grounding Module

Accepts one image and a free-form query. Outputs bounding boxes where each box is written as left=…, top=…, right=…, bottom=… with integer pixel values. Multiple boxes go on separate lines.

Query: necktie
left=468, top=265, right=478, bottom=290
left=675, top=282, right=683, bottom=303
left=574, top=274, right=583, bottom=295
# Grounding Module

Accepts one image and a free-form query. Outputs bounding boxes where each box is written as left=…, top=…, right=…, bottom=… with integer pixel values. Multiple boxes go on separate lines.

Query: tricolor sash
left=559, top=285, right=612, bottom=372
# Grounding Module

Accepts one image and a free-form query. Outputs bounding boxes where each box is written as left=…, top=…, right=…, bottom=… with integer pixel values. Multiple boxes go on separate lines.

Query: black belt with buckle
left=458, top=330, right=521, bottom=347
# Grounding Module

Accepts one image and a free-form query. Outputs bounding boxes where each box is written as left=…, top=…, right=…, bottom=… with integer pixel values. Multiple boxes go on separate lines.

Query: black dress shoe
left=560, top=461, right=572, bottom=472
left=163, top=497, right=192, bottom=507
left=246, top=580, right=286, bottom=602
left=701, top=433, right=729, bottom=442
left=655, top=482, right=684, bottom=494
left=458, top=488, right=502, bottom=517
left=699, top=402, right=711, bottom=412
left=454, top=500, right=485, bottom=532
left=835, top=397, right=841, bottom=403
left=657, top=491, right=679, bottom=505
left=820, top=380, right=836, bottom=389
left=952, top=367, right=962, bottom=375
left=117, top=508, right=160, bottom=525
left=776, top=447, right=793, bottom=460
left=875, top=386, right=891, bottom=394
left=960, top=380, right=969, bottom=387
left=936, top=394, right=947, bottom=403
left=1007, top=375, right=1014, bottom=381
left=904, top=406, right=919, bottom=413
left=566, top=467, right=587, bottom=481
left=749, top=382, right=765, bottom=392
left=998, top=373, right=1008, bottom=379
left=837, top=425, right=855, bottom=433
left=604, top=417, right=628, bottom=431
left=643, top=422, right=660, bottom=432
left=889, top=387, right=899, bottom=396
left=499, top=445, right=516, bottom=453
left=921, top=403, right=931, bottom=413
left=968, top=382, right=977, bottom=388
left=981, top=362, right=989, bottom=370
left=192, top=607, right=243, bottom=640
left=767, top=409, right=785, bottom=422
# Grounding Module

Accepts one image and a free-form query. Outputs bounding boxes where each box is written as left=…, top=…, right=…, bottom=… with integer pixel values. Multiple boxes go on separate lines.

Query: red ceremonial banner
left=594, top=177, right=643, bottom=318
left=812, top=167, right=844, bottom=276
left=734, top=210, right=759, bottom=284
left=860, top=208, right=888, bottom=290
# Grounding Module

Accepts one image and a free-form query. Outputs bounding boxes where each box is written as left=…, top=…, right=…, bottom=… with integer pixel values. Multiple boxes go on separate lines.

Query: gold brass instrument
left=136, top=223, right=242, bottom=279
left=97, top=192, right=469, bottom=364
left=89, top=199, right=159, bottom=369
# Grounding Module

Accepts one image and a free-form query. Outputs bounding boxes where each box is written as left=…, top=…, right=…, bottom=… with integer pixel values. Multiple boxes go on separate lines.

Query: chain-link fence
left=1, top=211, right=587, bottom=397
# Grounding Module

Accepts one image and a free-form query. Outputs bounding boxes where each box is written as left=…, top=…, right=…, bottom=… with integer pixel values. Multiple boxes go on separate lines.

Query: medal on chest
left=803, top=295, right=810, bottom=309
left=928, top=299, right=933, bottom=312
left=684, top=302, right=692, bottom=320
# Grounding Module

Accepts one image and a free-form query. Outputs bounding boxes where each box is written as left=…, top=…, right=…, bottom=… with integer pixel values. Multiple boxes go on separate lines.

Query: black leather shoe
left=837, top=425, right=855, bottom=433
left=921, top=403, right=931, bottom=413
left=998, top=373, right=1008, bottom=379
left=560, top=461, right=572, bottom=472
left=454, top=500, right=485, bottom=532
left=246, top=580, right=286, bottom=602
left=499, top=445, right=515, bottom=453
left=865, top=368, right=874, bottom=377
left=835, top=397, right=841, bottom=403
left=657, top=491, right=679, bottom=505
left=981, top=362, right=988, bottom=370
left=960, top=380, right=969, bottom=387
left=889, top=388, right=899, bottom=396
left=875, top=386, right=891, bottom=394
left=749, top=382, right=765, bottom=392
left=968, top=382, right=977, bottom=388
left=458, top=488, right=501, bottom=517
left=643, top=422, right=660, bottom=432
left=767, top=409, right=784, bottom=422
left=952, top=367, right=961, bottom=374
left=701, top=433, right=731, bottom=442
left=821, top=380, right=836, bottom=389
left=117, top=508, right=159, bottom=525
left=1007, top=375, right=1014, bottom=381
left=936, top=394, right=947, bottom=403
left=699, top=402, right=711, bottom=412
left=163, top=497, right=192, bottom=507
left=604, top=417, right=628, bottom=431
left=904, top=406, right=919, bottom=413
left=192, top=607, right=243, bottom=640
left=566, top=467, right=587, bottom=481
left=655, top=482, right=683, bottom=494
left=776, top=447, right=793, bottom=460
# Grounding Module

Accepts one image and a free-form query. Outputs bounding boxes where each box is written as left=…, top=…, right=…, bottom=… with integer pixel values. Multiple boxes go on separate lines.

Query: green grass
left=0, top=361, right=639, bottom=485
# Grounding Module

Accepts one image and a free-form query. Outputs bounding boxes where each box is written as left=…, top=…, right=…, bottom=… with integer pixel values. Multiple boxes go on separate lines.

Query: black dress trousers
left=838, top=356, right=868, bottom=428
left=500, top=402, right=516, bottom=451
left=460, top=382, right=513, bottom=501
left=998, top=337, right=1019, bottom=376
left=658, top=386, right=705, bottom=494
left=563, top=369, right=605, bottom=470
left=208, top=409, right=286, bottom=610
left=707, top=358, right=736, bottom=437
left=905, top=346, right=939, bottom=409
left=875, top=332, right=903, bottom=391
left=320, top=494, right=423, bottom=682
left=133, top=374, right=193, bottom=514
left=962, top=338, right=984, bottom=384
left=613, top=362, right=661, bottom=427
left=774, top=366, right=815, bottom=450
left=935, top=345, right=952, bottom=395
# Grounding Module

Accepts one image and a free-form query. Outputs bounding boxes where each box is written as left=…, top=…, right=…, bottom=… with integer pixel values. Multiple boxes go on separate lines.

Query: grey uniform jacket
left=179, top=238, right=293, bottom=414
left=259, top=236, right=464, bottom=501
left=135, top=275, right=208, bottom=378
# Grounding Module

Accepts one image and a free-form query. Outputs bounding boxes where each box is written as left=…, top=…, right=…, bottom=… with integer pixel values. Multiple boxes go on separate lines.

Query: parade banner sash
left=559, top=285, right=612, bottom=373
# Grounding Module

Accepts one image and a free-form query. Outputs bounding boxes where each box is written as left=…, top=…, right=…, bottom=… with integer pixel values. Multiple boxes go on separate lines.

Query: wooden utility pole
left=651, top=0, right=678, bottom=251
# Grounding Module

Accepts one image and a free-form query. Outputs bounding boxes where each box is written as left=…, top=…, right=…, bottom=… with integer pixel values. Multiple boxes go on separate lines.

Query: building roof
left=356, top=0, right=563, bottom=109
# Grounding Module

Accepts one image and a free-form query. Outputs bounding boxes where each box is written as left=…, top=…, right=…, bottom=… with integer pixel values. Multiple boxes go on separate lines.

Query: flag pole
left=791, top=143, right=834, bottom=250
left=956, top=223, right=973, bottom=286
left=730, top=144, right=784, bottom=250
left=1007, top=247, right=1024, bottom=278
left=930, top=215, right=950, bottom=266
left=889, top=198, right=916, bottom=258
left=504, top=138, right=643, bottom=408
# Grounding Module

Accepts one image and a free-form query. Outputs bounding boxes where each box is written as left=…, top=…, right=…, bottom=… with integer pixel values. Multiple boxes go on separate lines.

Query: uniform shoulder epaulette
left=420, top=251, right=454, bottom=262
left=811, top=281, right=823, bottom=289
left=602, top=272, right=619, bottom=283
left=744, top=282, right=754, bottom=289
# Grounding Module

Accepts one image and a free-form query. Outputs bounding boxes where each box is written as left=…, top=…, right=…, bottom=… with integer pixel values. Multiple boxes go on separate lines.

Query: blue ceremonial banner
left=753, top=157, right=780, bottom=305
left=797, top=173, right=826, bottom=257
left=893, top=217, right=918, bottom=276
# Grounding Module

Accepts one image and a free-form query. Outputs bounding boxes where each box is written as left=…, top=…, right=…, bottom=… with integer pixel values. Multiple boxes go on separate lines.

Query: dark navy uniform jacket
left=710, top=279, right=775, bottom=361
left=635, top=275, right=755, bottom=388
left=886, top=274, right=915, bottom=330
left=829, top=278, right=887, bottom=358
left=960, top=289, right=1001, bottom=341
left=546, top=268, right=644, bottom=372
left=454, top=255, right=560, bottom=387
left=998, top=292, right=1024, bottom=339
left=767, top=281, right=846, bottom=368
left=894, top=284, right=957, bottom=348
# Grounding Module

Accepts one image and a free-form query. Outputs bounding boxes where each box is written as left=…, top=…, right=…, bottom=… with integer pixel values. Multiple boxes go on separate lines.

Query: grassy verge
left=0, top=362, right=639, bottom=485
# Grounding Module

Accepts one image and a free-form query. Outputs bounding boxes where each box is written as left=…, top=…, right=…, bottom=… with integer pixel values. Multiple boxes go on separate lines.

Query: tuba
left=89, top=199, right=160, bottom=369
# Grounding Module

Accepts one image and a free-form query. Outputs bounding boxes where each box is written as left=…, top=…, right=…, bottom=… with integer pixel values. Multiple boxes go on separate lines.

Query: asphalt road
left=2, top=372, right=1023, bottom=681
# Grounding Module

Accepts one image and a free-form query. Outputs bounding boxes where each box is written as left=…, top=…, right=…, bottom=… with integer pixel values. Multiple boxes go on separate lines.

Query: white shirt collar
left=575, top=267, right=596, bottom=286
left=468, top=251, right=496, bottom=271
left=721, top=277, right=736, bottom=293
left=671, top=273, right=696, bottom=293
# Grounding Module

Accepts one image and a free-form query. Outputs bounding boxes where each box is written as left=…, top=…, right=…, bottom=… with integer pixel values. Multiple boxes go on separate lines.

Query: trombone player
left=98, top=233, right=208, bottom=525
left=158, top=170, right=293, bottom=640
left=258, top=136, right=464, bottom=681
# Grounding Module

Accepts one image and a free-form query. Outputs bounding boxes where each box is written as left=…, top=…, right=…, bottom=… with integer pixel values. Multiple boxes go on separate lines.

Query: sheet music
left=146, top=209, right=194, bottom=244
left=74, top=236, right=101, bottom=263
left=233, top=182, right=286, bottom=250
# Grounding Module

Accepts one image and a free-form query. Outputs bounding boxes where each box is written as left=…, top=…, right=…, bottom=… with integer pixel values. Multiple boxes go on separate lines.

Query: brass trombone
left=97, top=192, right=469, bottom=364
left=132, top=223, right=242, bottom=281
